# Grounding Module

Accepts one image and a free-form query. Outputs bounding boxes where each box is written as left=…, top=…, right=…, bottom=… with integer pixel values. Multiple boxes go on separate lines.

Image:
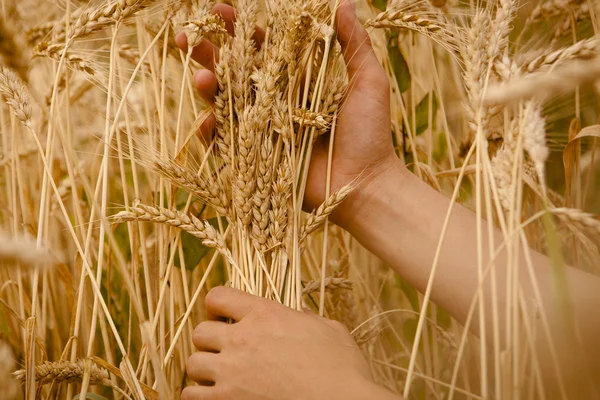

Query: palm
left=304, top=4, right=395, bottom=213
left=305, top=71, right=393, bottom=211
left=176, top=2, right=396, bottom=218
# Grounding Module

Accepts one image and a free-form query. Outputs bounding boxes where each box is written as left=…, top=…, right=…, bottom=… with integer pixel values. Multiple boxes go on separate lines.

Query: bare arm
left=335, top=159, right=600, bottom=392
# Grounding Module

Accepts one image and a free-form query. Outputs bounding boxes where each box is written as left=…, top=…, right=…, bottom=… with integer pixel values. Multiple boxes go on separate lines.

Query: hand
left=175, top=1, right=401, bottom=229
left=181, top=286, right=396, bottom=400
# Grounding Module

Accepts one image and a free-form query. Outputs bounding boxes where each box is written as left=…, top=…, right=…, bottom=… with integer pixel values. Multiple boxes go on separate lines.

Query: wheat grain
left=184, top=13, right=227, bottom=48
left=267, top=165, right=291, bottom=249
left=251, top=138, right=275, bottom=249
left=522, top=102, right=548, bottom=181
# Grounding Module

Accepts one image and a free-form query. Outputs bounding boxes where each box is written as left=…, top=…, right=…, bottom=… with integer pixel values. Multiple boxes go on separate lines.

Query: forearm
left=338, top=159, right=600, bottom=383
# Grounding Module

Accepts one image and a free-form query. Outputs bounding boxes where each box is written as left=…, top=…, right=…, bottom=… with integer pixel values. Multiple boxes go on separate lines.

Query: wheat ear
left=302, top=277, right=353, bottom=294
left=552, top=208, right=600, bottom=238
left=13, top=359, right=110, bottom=386
left=112, top=202, right=227, bottom=250
left=301, top=185, right=353, bottom=241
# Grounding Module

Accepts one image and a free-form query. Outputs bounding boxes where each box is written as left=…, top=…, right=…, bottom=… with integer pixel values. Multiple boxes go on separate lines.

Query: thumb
left=335, top=0, right=380, bottom=81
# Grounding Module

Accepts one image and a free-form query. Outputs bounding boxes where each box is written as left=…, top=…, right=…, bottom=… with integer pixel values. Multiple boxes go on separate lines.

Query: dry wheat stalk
left=13, top=359, right=110, bottom=386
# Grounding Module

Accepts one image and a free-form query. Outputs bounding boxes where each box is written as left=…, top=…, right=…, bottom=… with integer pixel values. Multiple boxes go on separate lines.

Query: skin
left=177, top=1, right=600, bottom=398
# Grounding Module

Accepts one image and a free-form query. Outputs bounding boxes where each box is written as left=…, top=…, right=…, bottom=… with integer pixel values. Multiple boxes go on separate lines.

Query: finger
left=181, top=385, right=217, bottom=400
left=212, top=4, right=266, bottom=46
left=192, top=321, right=228, bottom=352
left=194, top=69, right=218, bottom=106
left=176, top=32, right=220, bottom=72
left=186, top=352, right=219, bottom=382
left=335, top=0, right=385, bottom=84
left=197, top=114, right=216, bottom=145
left=205, top=286, right=268, bottom=321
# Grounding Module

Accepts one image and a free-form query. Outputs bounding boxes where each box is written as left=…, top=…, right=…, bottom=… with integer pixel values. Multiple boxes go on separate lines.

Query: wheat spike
left=152, top=160, right=230, bottom=215
left=526, top=0, right=585, bottom=27
left=302, top=277, right=353, bottom=294
left=519, top=38, right=598, bottom=73
left=301, top=185, right=353, bottom=241
left=184, top=13, right=228, bottom=48
left=112, top=202, right=227, bottom=250
left=13, top=359, right=110, bottom=386
left=0, top=65, right=32, bottom=126
left=552, top=208, right=600, bottom=238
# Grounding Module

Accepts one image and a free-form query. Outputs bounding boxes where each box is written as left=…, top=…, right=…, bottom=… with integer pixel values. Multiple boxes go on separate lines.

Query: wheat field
left=0, top=0, right=599, bottom=399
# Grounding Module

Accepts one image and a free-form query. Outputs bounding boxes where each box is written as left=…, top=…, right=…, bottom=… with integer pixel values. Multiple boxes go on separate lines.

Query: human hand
left=176, top=1, right=402, bottom=229
left=181, top=286, right=395, bottom=400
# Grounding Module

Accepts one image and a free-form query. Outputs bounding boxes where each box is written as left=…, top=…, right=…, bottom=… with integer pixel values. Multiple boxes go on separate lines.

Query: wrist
left=333, top=157, right=409, bottom=232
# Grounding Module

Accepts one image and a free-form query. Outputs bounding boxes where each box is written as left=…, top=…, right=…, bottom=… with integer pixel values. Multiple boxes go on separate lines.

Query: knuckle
left=191, top=323, right=206, bottom=346
left=229, top=328, right=250, bottom=347
left=215, top=384, right=234, bottom=400
left=205, top=286, right=227, bottom=306
left=185, top=354, right=197, bottom=376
